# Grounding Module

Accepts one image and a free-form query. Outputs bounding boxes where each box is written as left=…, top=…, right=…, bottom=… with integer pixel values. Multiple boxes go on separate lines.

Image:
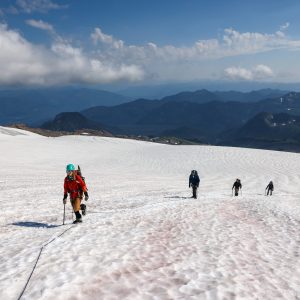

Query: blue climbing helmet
left=66, top=164, right=75, bottom=173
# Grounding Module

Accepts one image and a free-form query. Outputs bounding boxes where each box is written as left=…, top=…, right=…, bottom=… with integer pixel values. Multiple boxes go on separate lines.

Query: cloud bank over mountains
left=224, top=65, right=274, bottom=81
left=90, top=24, right=300, bottom=62
left=0, top=23, right=144, bottom=85
left=0, top=19, right=300, bottom=85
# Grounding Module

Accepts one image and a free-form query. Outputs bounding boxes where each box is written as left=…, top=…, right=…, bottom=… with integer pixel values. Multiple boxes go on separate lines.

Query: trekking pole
left=240, top=189, right=242, bottom=196
left=231, top=189, right=233, bottom=197
left=63, top=203, right=66, bottom=225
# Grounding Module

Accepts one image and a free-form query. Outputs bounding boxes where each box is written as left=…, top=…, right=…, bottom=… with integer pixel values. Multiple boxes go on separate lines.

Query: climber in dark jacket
left=189, top=170, right=200, bottom=199
left=266, top=181, right=274, bottom=196
left=232, top=179, right=242, bottom=196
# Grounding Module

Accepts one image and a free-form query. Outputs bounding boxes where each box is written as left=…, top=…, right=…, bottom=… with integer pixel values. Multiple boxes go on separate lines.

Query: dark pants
left=234, top=188, right=239, bottom=196
left=192, top=185, right=198, bottom=198
left=267, top=189, right=273, bottom=195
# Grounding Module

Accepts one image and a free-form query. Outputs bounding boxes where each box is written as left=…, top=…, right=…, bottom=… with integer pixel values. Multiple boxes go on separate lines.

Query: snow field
left=0, top=126, right=300, bottom=299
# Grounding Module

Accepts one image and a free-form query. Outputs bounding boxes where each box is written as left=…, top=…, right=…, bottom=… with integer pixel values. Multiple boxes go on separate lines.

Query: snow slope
left=0, top=126, right=300, bottom=300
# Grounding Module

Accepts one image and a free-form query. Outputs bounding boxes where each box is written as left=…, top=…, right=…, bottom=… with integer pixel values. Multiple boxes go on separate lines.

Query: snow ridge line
left=17, top=225, right=74, bottom=300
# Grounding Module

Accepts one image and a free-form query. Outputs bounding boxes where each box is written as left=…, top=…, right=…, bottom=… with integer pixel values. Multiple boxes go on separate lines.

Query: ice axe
left=63, top=203, right=66, bottom=225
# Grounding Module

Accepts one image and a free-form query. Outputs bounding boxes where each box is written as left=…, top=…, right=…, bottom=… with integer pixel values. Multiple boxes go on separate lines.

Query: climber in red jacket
left=63, top=164, right=89, bottom=223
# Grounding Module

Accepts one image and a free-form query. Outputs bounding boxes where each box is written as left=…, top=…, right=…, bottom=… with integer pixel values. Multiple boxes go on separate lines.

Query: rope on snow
left=17, top=225, right=74, bottom=300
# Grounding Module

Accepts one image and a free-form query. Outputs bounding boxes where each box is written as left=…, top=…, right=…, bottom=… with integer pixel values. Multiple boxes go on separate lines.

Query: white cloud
left=1, top=21, right=300, bottom=85
left=253, top=64, right=274, bottom=78
left=87, top=25, right=300, bottom=82
left=91, top=28, right=124, bottom=49
left=224, top=67, right=253, bottom=81
left=26, top=19, right=54, bottom=34
left=90, top=26, right=300, bottom=67
left=224, top=65, right=274, bottom=81
left=0, top=24, right=144, bottom=85
left=280, top=22, right=290, bottom=31
left=16, top=0, right=68, bottom=13
left=220, top=28, right=300, bottom=55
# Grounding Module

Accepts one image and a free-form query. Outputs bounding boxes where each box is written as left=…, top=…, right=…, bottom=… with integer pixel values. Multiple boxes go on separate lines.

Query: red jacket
left=64, top=174, right=87, bottom=199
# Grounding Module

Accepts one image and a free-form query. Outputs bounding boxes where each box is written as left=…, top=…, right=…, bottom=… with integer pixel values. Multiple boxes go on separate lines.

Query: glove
left=63, top=194, right=67, bottom=204
left=84, top=191, right=89, bottom=201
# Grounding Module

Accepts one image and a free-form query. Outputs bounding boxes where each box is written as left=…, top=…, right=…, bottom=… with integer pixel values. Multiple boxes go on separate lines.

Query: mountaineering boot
left=80, top=203, right=86, bottom=216
left=73, top=211, right=82, bottom=224
left=73, top=218, right=82, bottom=224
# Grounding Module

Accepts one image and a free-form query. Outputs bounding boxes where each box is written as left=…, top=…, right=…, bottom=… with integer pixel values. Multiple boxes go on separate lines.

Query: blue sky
left=1, top=0, right=300, bottom=86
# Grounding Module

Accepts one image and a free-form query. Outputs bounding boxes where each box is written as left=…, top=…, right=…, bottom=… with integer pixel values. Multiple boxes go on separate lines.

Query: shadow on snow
left=164, top=196, right=193, bottom=199
left=12, top=221, right=62, bottom=228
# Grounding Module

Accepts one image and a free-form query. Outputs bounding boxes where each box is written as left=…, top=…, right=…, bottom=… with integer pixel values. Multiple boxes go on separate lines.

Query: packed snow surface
left=0, top=126, right=300, bottom=300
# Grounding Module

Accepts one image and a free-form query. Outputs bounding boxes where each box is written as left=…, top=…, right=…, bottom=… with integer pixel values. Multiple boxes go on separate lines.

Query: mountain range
left=41, top=112, right=115, bottom=134
left=0, top=88, right=287, bottom=126
left=221, top=112, right=300, bottom=151
left=2, top=86, right=300, bottom=151
left=0, top=87, right=131, bottom=126
left=117, top=81, right=292, bottom=99
left=80, top=91, right=300, bottom=141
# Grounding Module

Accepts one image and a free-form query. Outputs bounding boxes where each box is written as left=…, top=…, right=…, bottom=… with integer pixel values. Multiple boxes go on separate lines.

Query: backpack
left=76, top=165, right=85, bottom=182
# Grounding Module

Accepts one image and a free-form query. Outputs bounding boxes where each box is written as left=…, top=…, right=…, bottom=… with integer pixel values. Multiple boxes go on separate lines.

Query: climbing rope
left=17, top=225, right=74, bottom=300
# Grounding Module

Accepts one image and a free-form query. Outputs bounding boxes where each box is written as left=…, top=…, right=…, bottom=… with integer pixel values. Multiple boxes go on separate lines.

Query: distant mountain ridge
left=41, top=112, right=109, bottom=132
left=79, top=91, right=300, bottom=150
left=161, top=89, right=219, bottom=104
left=0, top=87, right=287, bottom=126
left=234, top=112, right=300, bottom=141
left=81, top=91, right=300, bottom=138
left=160, top=88, right=286, bottom=104
left=3, top=86, right=300, bottom=151
left=220, top=112, right=300, bottom=152
left=214, top=89, right=287, bottom=103
left=118, top=81, right=291, bottom=99
left=0, top=87, right=131, bottom=126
